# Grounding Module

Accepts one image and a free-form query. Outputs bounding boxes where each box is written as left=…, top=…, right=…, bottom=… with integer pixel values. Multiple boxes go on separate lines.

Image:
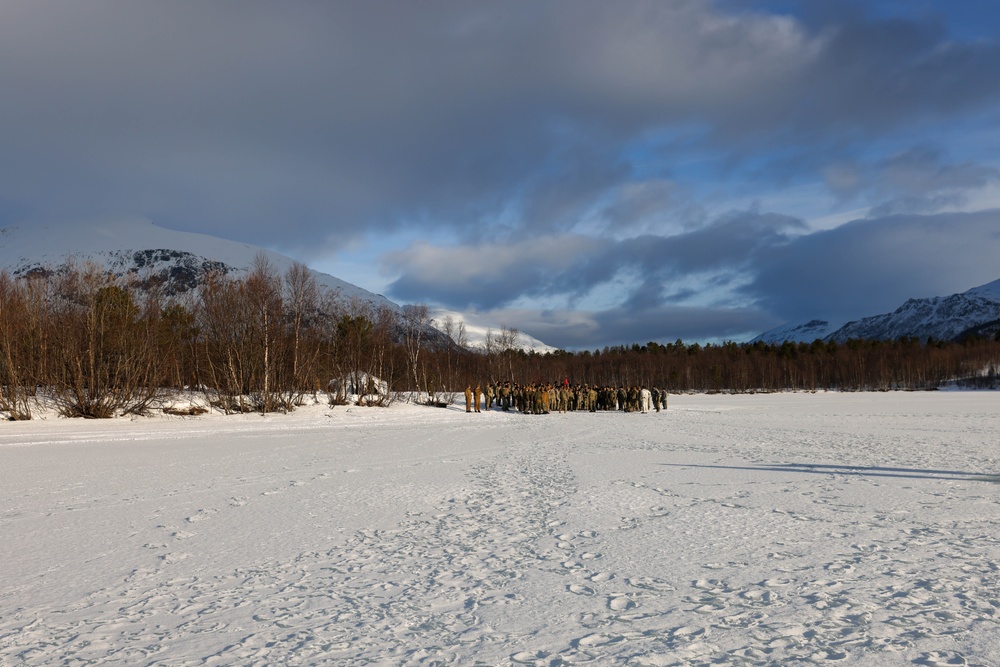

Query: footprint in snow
left=607, top=595, right=637, bottom=611
left=160, top=552, right=189, bottom=564
left=567, top=583, right=596, bottom=596
left=915, top=652, right=967, bottom=667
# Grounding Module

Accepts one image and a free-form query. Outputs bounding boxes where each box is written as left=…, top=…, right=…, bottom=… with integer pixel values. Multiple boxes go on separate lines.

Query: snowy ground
left=1, top=392, right=998, bottom=666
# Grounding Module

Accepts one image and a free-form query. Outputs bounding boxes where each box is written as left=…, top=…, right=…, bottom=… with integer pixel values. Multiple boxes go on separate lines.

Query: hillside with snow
left=0, top=219, right=564, bottom=353
left=0, top=218, right=400, bottom=312
left=753, top=278, right=1000, bottom=344
left=431, top=309, right=558, bottom=354
left=827, top=278, right=1000, bottom=343
left=750, top=319, right=843, bottom=345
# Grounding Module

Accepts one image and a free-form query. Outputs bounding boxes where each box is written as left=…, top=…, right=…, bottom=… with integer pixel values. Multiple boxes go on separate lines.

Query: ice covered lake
left=2, top=391, right=998, bottom=666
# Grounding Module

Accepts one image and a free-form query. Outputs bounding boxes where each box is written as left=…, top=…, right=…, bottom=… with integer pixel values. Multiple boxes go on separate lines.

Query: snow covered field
left=2, top=392, right=998, bottom=666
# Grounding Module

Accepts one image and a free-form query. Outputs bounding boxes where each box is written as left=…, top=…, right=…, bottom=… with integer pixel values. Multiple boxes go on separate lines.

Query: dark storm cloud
left=823, top=148, right=1000, bottom=217
left=707, top=4, right=1000, bottom=146
left=391, top=207, right=1000, bottom=346
left=3, top=2, right=1000, bottom=348
left=613, top=211, right=806, bottom=278
left=384, top=235, right=607, bottom=309
left=4, top=2, right=1000, bottom=249
left=583, top=303, right=774, bottom=349
left=744, top=209, right=1000, bottom=324
left=488, top=304, right=773, bottom=350
left=387, top=210, right=805, bottom=311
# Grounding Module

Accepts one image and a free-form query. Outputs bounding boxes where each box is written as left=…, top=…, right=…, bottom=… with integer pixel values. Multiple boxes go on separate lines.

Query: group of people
left=463, top=381, right=668, bottom=414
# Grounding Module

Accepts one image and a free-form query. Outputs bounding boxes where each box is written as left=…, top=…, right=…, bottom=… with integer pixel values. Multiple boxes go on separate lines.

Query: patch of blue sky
left=623, top=123, right=715, bottom=180
left=863, top=1, right=1000, bottom=41
left=501, top=268, right=633, bottom=314
left=722, top=0, right=1000, bottom=42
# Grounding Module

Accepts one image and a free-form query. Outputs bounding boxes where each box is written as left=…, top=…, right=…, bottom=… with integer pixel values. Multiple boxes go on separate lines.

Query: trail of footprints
left=509, top=480, right=999, bottom=666
left=2, top=449, right=998, bottom=666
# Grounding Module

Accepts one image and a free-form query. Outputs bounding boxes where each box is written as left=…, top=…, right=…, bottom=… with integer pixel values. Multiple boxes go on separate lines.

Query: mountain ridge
left=0, top=218, right=400, bottom=312
left=0, top=219, right=557, bottom=353
left=753, top=278, right=1000, bottom=344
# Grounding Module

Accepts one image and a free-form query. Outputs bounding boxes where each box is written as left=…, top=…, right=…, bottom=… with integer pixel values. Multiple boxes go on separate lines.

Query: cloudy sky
left=3, top=1, right=1000, bottom=349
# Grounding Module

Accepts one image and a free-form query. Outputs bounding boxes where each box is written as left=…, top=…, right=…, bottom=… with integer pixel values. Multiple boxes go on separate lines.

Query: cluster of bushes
left=0, top=257, right=423, bottom=419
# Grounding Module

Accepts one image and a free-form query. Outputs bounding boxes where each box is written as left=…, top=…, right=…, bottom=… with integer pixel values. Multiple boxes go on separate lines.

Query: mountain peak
left=2, top=218, right=256, bottom=264
left=750, top=318, right=840, bottom=344
left=753, top=278, right=1000, bottom=344
left=964, top=277, right=1000, bottom=302
left=0, top=218, right=396, bottom=311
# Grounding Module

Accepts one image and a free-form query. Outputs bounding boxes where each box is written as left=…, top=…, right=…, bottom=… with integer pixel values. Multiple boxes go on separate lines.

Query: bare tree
left=433, top=314, right=468, bottom=402
left=497, top=325, right=521, bottom=382
left=198, top=271, right=246, bottom=411
left=47, top=266, right=161, bottom=418
left=0, top=273, right=34, bottom=419
left=157, top=298, right=199, bottom=390
left=285, top=261, right=319, bottom=392
left=483, top=328, right=499, bottom=382
left=401, top=303, right=430, bottom=399
left=245, top=254, right=285, bottom=412
left=198, top=256, right=294, bottom=414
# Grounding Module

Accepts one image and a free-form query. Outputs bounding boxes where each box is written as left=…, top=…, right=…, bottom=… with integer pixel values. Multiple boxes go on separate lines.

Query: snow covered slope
left=750, top=319, right=842, bottom=344
left=964, top=276, right=1000, bottom=302
left=752, top=278, right=1000, bottom=344
left=431, top=308, right=558, bottom=354
left=0, top=219, right=558, bottom=351
left=827, top=278, right=1000, bottom=342
left=0, top=218, right=399, bottom=311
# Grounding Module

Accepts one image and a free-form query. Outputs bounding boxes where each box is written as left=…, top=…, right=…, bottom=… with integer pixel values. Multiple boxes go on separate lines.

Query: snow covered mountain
left=0, top=218, right=560, bottom=352
left=750, top=319, right=843, bottom=345
left=0, top=218, right=401, bottom=311
left=752, top=278, right=1000, bottom=344
left=827, top=279, right=1000, bottom=342
left=430, top=309, right=558, bottom=354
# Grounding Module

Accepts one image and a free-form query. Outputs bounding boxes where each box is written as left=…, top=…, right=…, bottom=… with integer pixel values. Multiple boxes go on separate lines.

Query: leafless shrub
left=45, top=265, right=162, bottom=418
left=0, top=272, right=36, bottom=419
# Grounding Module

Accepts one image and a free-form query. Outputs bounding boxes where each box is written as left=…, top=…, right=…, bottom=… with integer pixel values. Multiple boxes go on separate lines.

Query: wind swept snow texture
left=2, top=393, right=999, bottom=666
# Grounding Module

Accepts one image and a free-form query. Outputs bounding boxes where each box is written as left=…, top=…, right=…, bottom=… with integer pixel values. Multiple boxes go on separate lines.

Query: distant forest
left=2, top=258, right=999, bottom=419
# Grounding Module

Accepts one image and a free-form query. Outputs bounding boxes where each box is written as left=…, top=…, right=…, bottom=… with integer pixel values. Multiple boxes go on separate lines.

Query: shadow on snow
left=660, top=462, right=1000, bottom=483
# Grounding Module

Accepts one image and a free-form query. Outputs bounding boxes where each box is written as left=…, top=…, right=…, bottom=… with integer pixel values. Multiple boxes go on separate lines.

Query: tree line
left=2, top=257, right=999, bottom=420
left=0, top=257, right=418, bottom=419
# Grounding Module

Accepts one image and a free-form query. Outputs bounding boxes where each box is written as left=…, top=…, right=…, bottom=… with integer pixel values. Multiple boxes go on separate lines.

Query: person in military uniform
left=464, top=385, right=473, bottom=413
left=627, top=386, right=639, bottom=412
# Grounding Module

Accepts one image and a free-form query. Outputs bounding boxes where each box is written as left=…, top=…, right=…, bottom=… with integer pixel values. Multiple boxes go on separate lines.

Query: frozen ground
left=1, top=392, right=998, bottom=666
